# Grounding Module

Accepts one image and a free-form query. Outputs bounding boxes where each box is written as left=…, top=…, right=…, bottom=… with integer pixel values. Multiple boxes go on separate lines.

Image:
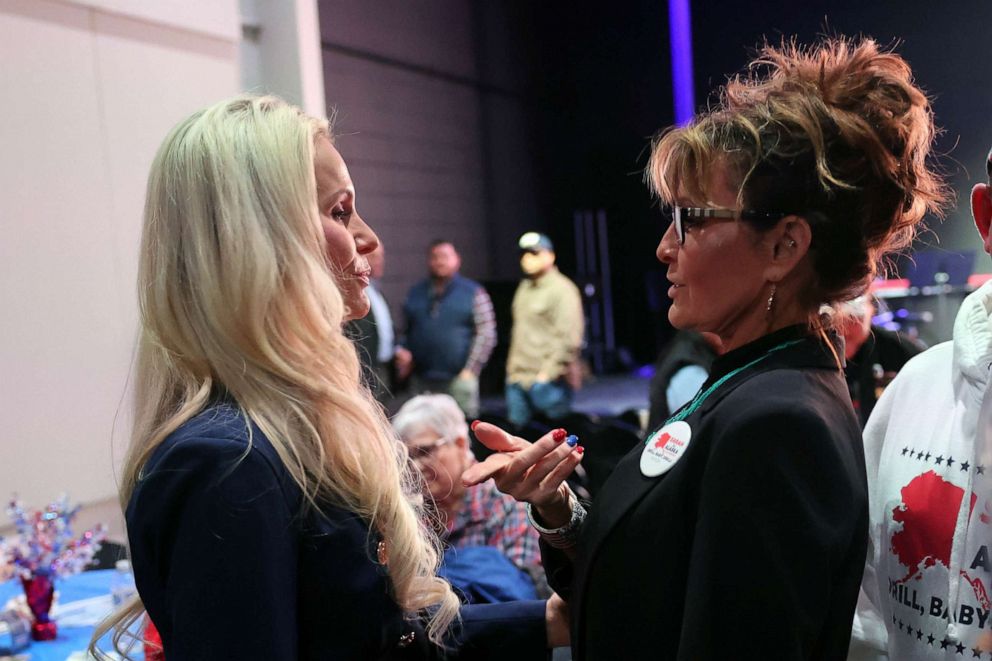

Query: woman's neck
left=718, top=304, right=808, bottom=354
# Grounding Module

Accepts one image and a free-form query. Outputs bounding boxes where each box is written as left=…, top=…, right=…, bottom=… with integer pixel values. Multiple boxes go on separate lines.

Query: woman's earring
left=765, top=283, right=777, bottom=314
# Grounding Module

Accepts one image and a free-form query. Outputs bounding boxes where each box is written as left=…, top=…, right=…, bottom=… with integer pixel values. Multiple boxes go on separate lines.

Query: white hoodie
left=850, top=281, right=992, bottom=660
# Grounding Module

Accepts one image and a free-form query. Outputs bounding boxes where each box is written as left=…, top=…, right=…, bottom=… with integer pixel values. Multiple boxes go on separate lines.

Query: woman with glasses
left=465, top=37, right=948, bottom=659
left=394, top=394, right=547, bottom=598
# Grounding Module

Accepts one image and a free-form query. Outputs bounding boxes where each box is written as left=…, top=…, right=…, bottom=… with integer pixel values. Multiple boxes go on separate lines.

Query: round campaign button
left=640, top=421, right=692, bottom=477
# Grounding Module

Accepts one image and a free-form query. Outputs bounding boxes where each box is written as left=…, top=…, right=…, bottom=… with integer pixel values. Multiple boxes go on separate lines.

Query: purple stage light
left=668, top=0, right=695, bottom=126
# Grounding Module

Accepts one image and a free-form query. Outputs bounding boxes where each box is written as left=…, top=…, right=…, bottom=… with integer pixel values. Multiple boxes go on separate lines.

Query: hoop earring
left=765, top=283, right=777, bottom=314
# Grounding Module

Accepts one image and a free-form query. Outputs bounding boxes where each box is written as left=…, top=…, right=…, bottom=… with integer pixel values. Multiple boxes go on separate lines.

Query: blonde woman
left=92, top=96, right=564, bottom=659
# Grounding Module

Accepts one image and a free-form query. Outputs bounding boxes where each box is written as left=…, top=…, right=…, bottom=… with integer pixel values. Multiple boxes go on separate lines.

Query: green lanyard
left=647, top=339, right=803, bottom=445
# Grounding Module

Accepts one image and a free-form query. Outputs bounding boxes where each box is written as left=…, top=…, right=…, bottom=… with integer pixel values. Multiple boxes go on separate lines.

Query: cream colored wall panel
left=245, top=0, right=326, bottom=116
left=69, top=0, right=238, bottom=41
left=0, top=0, right=239, bottom=510
left=89, top=13, right=239, bottom=508
left=0, top=0, right=127, bottom=506
left=93, top=9, right=238, bottom=324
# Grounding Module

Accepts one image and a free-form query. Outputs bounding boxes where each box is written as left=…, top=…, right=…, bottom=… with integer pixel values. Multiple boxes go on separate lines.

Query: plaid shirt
left=464, top=287, right=497, bottom=376
left=446, top=466, right=542, bottom=578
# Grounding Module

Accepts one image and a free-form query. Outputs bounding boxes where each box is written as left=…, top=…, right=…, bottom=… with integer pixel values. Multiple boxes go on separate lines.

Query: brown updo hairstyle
left=648, top=37, right=950, bottom=314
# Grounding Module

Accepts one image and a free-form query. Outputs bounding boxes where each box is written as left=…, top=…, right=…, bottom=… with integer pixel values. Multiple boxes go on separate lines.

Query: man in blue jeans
left=505, top=232, right=584, bottom=427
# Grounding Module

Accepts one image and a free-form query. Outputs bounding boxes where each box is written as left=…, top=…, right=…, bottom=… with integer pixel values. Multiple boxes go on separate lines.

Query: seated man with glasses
left=392, top=394, right=548, bottom=600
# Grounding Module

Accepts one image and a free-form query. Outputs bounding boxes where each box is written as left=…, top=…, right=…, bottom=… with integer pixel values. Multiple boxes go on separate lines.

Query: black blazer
left=127, top=403, right=547, bottom=660
left=544, top=326, right=868, bottom=660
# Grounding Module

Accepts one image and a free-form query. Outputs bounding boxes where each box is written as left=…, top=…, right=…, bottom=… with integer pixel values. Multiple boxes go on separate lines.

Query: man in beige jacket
left=505, top=232, right=584, bottom=427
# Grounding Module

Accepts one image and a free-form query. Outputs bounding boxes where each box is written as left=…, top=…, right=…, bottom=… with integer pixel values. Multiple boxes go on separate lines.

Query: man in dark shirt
left=840, top=295, right=925, bottom=426
left=395, top=240, right=496, bottom=418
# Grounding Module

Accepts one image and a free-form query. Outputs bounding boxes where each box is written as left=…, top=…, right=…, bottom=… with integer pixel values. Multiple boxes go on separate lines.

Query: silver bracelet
left=526, top=486, right=587, bottom=549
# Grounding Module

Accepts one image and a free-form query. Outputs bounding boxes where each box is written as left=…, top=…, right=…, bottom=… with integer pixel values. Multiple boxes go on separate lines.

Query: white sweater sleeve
left=847, top=372, right=900, bottom=660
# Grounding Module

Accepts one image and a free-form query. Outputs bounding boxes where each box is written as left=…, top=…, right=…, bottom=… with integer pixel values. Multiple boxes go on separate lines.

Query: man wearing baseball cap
left=504, top=232, right=584, bottom=427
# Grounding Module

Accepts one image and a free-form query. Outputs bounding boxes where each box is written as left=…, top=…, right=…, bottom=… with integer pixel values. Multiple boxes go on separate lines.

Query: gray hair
left=393, top=394, right=470, bottom=448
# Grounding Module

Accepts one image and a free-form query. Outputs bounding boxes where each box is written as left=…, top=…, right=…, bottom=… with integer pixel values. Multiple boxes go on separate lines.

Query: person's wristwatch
left=526, top=485, right=587, bottom=549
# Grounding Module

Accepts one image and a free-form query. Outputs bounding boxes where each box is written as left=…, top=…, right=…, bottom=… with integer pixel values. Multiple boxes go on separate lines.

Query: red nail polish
left=470, top=420, right=480, bottom=432
left=552, top=428, right=567, bottom=442
left=576, top=446, right=585, bottom=454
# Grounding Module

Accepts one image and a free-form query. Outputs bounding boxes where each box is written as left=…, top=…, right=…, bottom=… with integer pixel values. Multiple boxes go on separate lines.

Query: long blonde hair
left=92, top=95, right=458, bottom=655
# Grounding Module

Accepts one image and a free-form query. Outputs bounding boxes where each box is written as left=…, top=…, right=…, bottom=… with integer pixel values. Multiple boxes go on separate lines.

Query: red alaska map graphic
left=891, top=470, right=976, bottom=583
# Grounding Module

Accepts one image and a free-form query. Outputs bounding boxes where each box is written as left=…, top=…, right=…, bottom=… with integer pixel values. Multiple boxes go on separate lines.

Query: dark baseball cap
left=518, top=232, right=554, bottom=252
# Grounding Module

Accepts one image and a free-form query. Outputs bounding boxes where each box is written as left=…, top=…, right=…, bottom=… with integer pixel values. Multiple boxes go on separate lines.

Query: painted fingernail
left=566, top=435, right=579, bottom=447
left=552, top=428, right=567, bottom=442
left=471, top=420, right=481, bottom=432
left=576, top=445, right=585, bottom=454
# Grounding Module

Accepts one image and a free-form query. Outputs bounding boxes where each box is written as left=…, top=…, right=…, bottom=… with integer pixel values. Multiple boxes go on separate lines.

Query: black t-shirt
left=844, top=326, right=925, bottom=427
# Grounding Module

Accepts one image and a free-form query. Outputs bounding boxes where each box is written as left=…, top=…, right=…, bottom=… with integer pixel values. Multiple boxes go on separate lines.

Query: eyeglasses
left=407, top=435, right=455, bottom=465
left=663, top=206, right=792, bottom=245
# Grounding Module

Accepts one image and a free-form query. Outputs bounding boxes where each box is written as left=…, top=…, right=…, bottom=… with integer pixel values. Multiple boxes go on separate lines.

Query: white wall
left=241, top=0, right=326, bottom=117
left=0, top=0, right=239, bottom=531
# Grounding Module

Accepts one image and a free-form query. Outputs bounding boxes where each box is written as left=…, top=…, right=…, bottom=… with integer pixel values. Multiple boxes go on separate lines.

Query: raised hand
left=461, top=421, right=583, bottom=525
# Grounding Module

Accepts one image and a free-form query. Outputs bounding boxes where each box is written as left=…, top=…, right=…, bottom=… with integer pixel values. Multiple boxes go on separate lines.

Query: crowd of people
left=87, top=33, right=992, bottom=661
left=346, top=230, right=585, bottom=428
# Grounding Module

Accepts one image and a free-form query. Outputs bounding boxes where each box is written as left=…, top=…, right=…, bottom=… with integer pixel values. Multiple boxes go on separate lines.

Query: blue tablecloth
left=0, top=569, right=138, bottom=661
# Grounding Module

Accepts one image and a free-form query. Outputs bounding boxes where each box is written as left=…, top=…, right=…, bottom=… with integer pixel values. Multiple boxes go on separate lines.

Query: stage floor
left=481, top=371, right=650, bottom=419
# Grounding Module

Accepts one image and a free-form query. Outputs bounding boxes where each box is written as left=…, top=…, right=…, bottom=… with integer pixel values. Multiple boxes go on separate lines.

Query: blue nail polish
left=566, top=435, right=579, bottom=447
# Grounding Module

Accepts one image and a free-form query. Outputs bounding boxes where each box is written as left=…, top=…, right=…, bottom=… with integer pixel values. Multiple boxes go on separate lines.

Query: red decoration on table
left=20, top=571, right=56, bottom=640
left=1, top=494, right=107, bottom=642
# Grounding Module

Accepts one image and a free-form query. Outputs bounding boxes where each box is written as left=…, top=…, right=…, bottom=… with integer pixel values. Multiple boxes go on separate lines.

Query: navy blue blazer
left=127, top=403, right=547, bottom=660
left=544, top=325, right=868, bottom=660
